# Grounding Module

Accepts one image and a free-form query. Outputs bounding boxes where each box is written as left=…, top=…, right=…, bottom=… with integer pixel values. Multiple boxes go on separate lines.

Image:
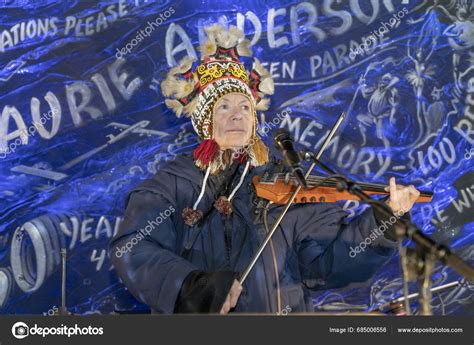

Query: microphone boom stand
left=302, top=152, right=474, bottom=315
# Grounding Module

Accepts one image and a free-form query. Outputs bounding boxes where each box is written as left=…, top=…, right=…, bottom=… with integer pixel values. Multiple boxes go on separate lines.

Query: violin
left=252, top=173, right=433, bottom=205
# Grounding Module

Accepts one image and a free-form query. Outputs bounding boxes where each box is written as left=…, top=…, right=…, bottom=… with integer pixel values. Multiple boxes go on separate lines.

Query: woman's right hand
left=219, top=279, right=242, bottom=314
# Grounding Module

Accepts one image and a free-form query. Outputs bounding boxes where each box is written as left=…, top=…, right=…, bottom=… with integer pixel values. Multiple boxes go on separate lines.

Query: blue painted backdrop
left=0, top=0, right=472, bottom=315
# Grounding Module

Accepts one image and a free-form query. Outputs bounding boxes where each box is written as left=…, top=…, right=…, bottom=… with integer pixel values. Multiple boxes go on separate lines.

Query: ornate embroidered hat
left=160, top=24, right=274, bottom=172
left=160, top=24, right=275, bottom=225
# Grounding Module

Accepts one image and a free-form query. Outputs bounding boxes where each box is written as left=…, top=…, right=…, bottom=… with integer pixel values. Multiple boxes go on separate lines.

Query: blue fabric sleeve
left=109, top=189, right=199, bottom=313
left=294, top=204, right=398, bottom=290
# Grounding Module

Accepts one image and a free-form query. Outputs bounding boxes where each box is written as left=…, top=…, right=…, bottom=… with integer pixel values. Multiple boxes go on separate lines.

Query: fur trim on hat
left=193, top=137, right=268, bottom=175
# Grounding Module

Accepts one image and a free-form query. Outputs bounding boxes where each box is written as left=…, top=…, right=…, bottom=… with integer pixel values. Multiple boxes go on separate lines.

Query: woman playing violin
left=109, top=25, right=420, bottom=314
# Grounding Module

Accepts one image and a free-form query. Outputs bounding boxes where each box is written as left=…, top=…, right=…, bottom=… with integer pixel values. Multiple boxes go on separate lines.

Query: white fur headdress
left=160, top=24, right=275, bottom=225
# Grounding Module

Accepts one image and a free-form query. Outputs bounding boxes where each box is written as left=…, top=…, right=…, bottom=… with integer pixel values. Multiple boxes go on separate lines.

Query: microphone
left=273, top=129, right=308, bottom=188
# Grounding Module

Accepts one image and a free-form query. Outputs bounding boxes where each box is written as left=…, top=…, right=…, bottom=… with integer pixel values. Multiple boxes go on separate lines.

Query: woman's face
left=213, top=93, right=253, bottom=149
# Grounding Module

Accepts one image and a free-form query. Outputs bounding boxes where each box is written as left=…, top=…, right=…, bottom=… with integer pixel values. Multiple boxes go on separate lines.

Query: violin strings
left=268, top=174, right=387, bottom=193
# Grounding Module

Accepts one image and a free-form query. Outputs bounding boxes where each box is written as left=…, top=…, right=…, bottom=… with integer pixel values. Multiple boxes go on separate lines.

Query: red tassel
left=193, top=139, right=220, bottom=166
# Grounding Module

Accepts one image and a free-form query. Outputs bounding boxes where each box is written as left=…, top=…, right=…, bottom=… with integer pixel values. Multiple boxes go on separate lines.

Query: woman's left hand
left=384, top=177, right=420, bottom=216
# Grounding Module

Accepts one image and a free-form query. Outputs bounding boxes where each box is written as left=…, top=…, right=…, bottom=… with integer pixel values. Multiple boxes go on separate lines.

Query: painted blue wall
left=0, top=0, right=472, bottom=315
